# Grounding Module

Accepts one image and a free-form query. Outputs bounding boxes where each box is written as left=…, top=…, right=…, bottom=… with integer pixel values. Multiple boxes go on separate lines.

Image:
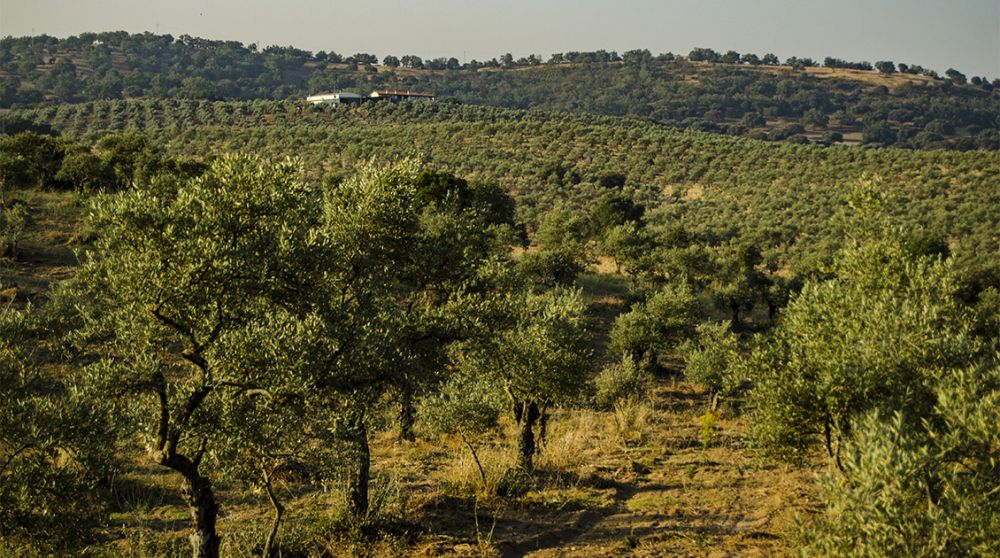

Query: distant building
left=305, top=92, right=364, bottom=105
left=369, top=90, right=435, bottom=102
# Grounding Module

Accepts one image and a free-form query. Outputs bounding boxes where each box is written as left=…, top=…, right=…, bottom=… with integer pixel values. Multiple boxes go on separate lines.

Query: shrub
left=594, top=355, right=653, bottom=445
left=0, top=202, right=30, bottom=259
left=679, top=322, right=741, bottom=409
left=798, top=359, right=1000, bottom=557
left=594, top=354, right=649, bottom=410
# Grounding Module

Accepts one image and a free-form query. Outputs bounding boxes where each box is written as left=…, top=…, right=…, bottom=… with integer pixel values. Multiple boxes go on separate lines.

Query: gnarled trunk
left=262, top=468, right=284, bottom=558
left=345, top=417, right=370, bottom=518
left=516, top=401, right=540, bottom=472
left=181, top=469, right=220, bottom=558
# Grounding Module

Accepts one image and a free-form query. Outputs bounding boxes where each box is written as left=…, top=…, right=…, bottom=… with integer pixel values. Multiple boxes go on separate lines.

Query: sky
left=1, top=0, right=997, bottom=78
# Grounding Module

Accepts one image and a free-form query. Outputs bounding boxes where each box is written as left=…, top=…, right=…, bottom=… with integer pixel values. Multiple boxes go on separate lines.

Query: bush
left=799, top=359, right=1000, bottom=557
left=679, top=322, right=741, bottom=409
left=0, top=202, right=30, bottom=259
left=594, top=355, right=653, bottom=445
left=594, top=354, right=649, bottom=410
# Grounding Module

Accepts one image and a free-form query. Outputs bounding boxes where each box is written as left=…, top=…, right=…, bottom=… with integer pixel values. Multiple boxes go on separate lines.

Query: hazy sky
left=2, top=0, right=997, bottom=77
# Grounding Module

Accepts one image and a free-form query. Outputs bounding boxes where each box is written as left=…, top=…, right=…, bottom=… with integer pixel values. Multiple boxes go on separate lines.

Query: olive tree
left=679, top=322, right=741, bottom=410
left=419, top=372, right=503, bottom=485
left=744, top=184, right=983, bottom=464
left=0, top=300, right=118, bottom=552
left=73, top=155, right=319, bottom=558
left=392, top=171, right=517, bottom=442
left=799, top=358, right=1000, bottom=557
left=463, top=287, right=591, bottom=472
left=608, top=282, right=700, bottom=372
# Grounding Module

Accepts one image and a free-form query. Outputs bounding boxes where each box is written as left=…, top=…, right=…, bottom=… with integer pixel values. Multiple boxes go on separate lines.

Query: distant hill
left=1, top=31, right=998, bottom=150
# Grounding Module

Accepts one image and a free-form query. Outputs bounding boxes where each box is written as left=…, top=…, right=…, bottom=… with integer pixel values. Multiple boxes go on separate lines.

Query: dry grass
left=8, top=191, right=822, bottom=556
left=0, top=188, right=88, bottom=304
left=44, top=364, right=818, bottom=558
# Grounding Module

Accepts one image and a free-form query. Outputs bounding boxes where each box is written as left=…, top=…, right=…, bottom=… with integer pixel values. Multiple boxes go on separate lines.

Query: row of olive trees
left=599, top=179, right=999, bottom=556
left=732, top=183, right=1000, bottom=556
left=1, top=156, right=595, bottom=557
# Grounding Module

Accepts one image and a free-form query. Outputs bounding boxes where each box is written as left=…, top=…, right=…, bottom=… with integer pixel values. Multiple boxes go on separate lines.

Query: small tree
left=609, top=282, right=700, bottom=371
left=392, top=171, right=516, bottom=442
left=679, top=322, right=741, bottom=410
left=420, top=373, right=503, bottom=485
left=600, top=221, right=653, bottom=277
left=874, top=60, right=896, bottom=75
left=945, top=68, right=967, bottom=84
left=54, top=147, right=114, bottom=191
left=711, top=243, right=771, bottom=329
left=465, top=287, right=591, bottom=472
left=0, top=202, right=30, bottom=260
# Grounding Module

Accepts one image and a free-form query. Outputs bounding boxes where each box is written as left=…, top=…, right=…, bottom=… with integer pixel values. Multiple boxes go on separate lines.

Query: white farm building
left=305, top=92, right=364, bottom=105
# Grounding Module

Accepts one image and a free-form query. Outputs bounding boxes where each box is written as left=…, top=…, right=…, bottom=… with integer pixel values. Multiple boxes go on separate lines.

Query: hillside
left=9, top=99, right=997, bottom=278
left=3, top=97, right=998, bottom=558
left=2, top=32, right=998, bottom=150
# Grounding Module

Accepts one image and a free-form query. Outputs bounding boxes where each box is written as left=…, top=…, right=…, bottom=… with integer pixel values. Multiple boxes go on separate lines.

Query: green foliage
left=419, top=373, right=503, bottom=485
left=421, top=374, right=503, bottom=442
left=487, top=287, right=593, bottom=407
left=798, top=359, right=1000, bottom=557
left=679, top=322, right=741, bottom=406
left=594, top=354, right=650, bottom=410
left=93, top=132, right=168, bottom=189
left=74, top=154, right=320, bottom=555
left=461, top=286, right=592, bottom=470
left=590, top=192, right=644, bottom=238
left=8, top=100, right=999, bottom=280
left=0, top=201, right=30, bottom=259
left=54, top=147, right=114, bottom=191
left=0, top=132, right=66, bottom=189
left=711, top=242, right=772, bottom=328
left=609, top=282, right=700, bottom=370
left=518, top=246, right=587, bottom=289
left=0, top=302, right=118, bottom=551
left=744, top=184, right=984, bottom=461
left=600, top=221, right=653, bottom=277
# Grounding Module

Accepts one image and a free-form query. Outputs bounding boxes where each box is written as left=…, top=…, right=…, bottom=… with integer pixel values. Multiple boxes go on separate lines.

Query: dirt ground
left=4, top=189, right=821, bottom=557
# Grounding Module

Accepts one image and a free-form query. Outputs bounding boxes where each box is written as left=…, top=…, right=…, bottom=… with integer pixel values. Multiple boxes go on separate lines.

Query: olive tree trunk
left=261, top=468, right=284, bottom=558
left=345, top=417, right=371, bottom=518
left=180, top=468, right=220, bottom=558
left=398, top=385, right=416, bottom=442
left=516, top=401, right=540, bottom=472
